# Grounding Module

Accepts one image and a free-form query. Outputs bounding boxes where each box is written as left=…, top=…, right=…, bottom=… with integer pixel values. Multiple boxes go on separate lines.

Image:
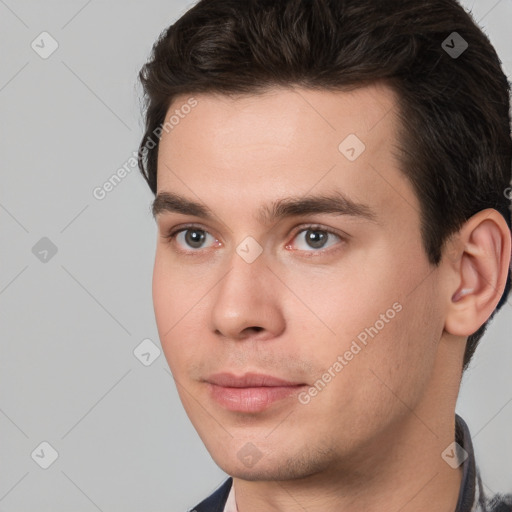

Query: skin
left=151, top=83, right=511, bottom=512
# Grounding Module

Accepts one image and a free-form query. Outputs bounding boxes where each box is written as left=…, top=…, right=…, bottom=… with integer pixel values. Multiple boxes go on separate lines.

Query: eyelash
left=162, top=223, right=346, bottom=256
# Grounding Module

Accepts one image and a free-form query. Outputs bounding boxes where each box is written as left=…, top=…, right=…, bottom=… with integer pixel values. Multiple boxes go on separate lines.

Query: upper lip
left=206, top=372, right=306, bottom=388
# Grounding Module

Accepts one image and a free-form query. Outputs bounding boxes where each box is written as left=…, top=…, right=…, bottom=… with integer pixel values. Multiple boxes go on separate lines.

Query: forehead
left=155, top=83, right=419, bottom=227
left=162, top=82, right=398, bottom=151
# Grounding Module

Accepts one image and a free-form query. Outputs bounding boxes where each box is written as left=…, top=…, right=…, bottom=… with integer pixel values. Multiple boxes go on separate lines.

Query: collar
left=454, top=413, right=493, bottom=512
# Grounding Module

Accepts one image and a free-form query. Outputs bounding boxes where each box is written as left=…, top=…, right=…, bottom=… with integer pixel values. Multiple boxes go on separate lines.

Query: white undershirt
left=223, top=482, right=238, bottom=512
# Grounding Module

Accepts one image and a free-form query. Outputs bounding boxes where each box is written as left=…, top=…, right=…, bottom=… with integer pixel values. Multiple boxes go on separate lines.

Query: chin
left=213, top=450, right=331, bottom=482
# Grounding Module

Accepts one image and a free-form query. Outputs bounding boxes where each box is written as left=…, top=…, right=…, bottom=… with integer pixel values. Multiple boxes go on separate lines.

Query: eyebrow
left=152, top=190, right=378, bottom=225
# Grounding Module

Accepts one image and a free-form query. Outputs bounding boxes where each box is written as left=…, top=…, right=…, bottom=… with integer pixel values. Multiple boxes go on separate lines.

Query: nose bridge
left=217, top=241, right=270, bottom=306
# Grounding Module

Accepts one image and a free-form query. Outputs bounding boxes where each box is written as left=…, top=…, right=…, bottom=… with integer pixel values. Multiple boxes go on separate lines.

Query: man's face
left=152, top=84, right=447, bottom=479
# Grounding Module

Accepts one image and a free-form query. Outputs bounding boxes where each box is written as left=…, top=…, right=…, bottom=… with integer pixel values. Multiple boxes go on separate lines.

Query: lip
left=205, top=372, right=308, bottom=413
left=206, top=372, right=305, bottom=387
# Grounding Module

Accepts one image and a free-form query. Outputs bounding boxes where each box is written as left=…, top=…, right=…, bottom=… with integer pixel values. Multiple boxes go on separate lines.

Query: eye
left=162, top=223, right=345, bottom=255
left=288, top=225, right=344, bottom=253
left=162, top=224, right=219, bottom=252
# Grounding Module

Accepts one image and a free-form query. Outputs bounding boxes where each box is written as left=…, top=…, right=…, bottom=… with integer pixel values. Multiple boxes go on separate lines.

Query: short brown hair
left=137, top=0, right=512, bottom=372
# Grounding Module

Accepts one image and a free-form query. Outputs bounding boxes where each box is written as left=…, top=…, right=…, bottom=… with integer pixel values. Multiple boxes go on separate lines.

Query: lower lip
left=207, top=383, right=306, bottom=413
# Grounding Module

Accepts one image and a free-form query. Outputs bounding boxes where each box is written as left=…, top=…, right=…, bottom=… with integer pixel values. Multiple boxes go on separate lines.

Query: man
left=137, top=0, right=512, bottom=510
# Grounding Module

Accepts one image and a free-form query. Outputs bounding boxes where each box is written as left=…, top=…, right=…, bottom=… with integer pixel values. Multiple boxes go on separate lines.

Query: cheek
left=296, top=248, right=405, bottom=345
left=345, top=276, right=441, bottom=419
left=152, top=254, right=198, bottom=370
left=152, top=251, right=224, bottom=386
left=299, top=245, right=439, bottom=397
left=152, top=251, right=203, bottom=328
left=152, top=255, right=174, bottom=333
left=302, top=299, right=439, bottom=446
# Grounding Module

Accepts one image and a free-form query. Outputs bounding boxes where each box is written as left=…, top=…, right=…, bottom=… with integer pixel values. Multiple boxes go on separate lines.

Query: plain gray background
left=0, top=0, right=511, bottom=510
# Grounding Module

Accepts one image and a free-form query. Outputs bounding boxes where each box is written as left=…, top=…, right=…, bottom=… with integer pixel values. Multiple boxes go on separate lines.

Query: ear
left=444, top=208, right=511, bottom=337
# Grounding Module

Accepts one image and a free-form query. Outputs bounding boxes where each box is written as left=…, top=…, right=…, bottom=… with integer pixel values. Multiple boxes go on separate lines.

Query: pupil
left=307, top=230, right=326, bottom=248
left=187, top=230, right=205, bottom=248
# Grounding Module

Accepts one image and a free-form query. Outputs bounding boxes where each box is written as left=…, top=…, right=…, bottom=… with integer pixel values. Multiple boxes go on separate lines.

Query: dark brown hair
left=137, top=0, right=512, bottom=372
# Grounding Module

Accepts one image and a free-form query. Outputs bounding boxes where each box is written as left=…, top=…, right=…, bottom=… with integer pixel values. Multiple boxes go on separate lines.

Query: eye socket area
left=161, top=223, right=219, bottom=251
left=287, top=226, right=344, bottom=252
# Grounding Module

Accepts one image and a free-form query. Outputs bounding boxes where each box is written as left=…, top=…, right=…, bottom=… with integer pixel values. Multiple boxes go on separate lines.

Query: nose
left=210, top=249, right=286, bottom=341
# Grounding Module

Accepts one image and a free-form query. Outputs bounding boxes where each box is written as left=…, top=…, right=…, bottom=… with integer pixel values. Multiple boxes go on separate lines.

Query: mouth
left=204, top=372, right=308, bottom=413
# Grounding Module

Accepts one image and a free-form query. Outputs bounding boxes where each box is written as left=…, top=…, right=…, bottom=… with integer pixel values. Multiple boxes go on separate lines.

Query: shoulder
left=188, top=477, right=233, bottom=512
left=485, top=492, right=512, bottom=512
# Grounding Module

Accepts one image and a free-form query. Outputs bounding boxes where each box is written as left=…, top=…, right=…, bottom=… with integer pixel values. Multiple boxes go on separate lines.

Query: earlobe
left=444, top=209, right=511, bottom=337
